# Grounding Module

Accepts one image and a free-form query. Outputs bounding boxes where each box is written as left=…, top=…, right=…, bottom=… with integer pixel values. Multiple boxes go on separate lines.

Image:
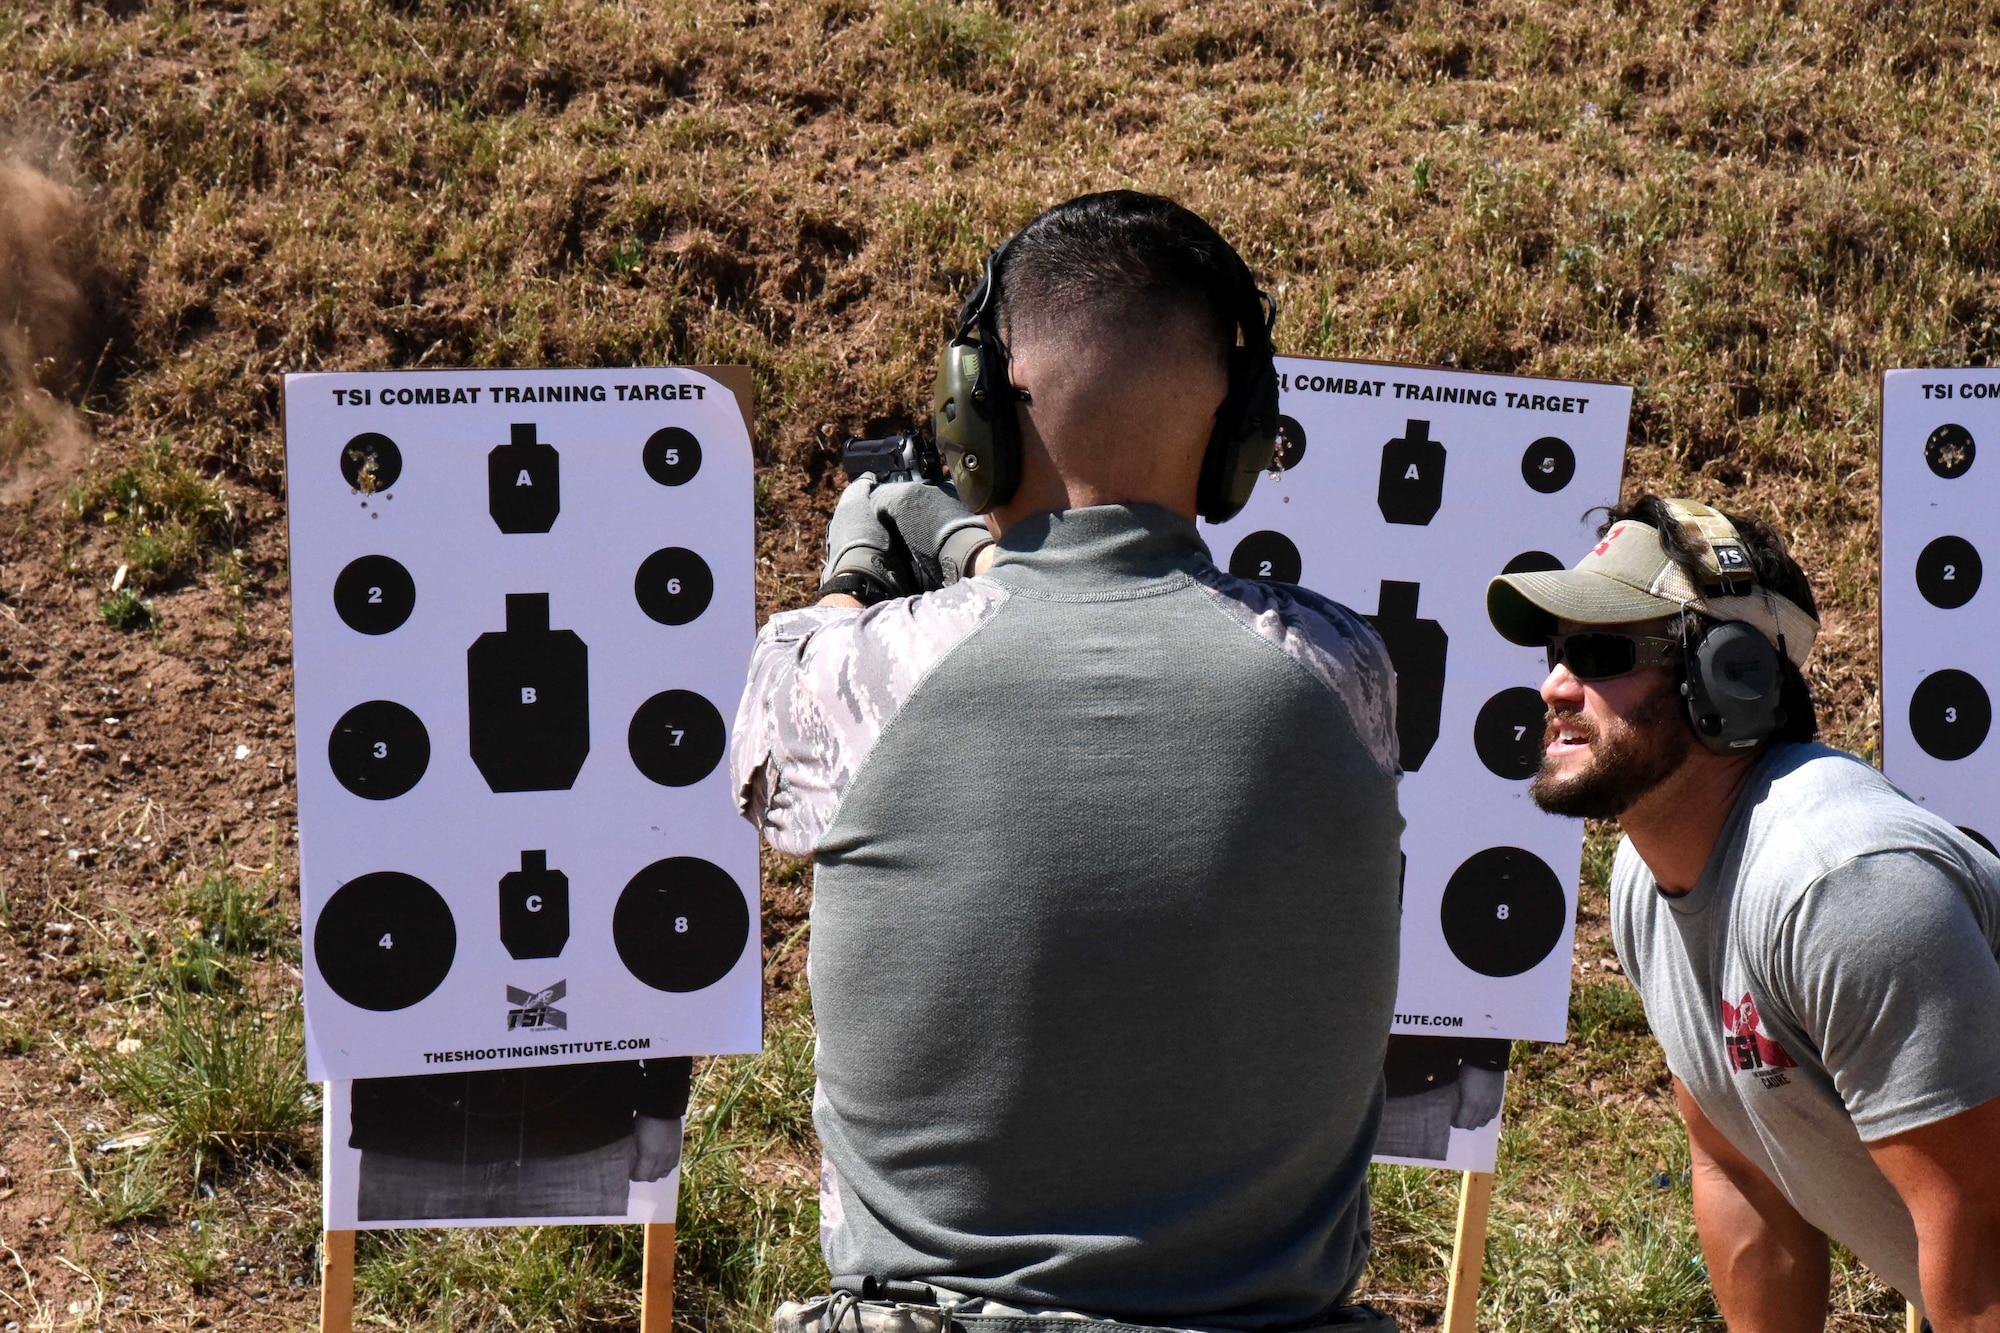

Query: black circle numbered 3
left=341, top=432, right=403, bottom=493
left=1926, top=423, right=1976, bottom=479
left=1916, top=536, right=1982, bottom=609
left=613, top=856, right=751, bottom=992
left=313, top=871, right=456, bottom=1011
left=333, top=555, right=416, bottom=634
left=328, top=700, right=431, bottom=799
left=1274, top=415, right=1308, bottom=472
left=628, top=689, right=727, bottom=786
left=1229, top=530, right=1302, bottom=583
left=1909, top=669, right=1992, bottom=761
left=1473, top=687, right=1548, bottom=780
left=1439, top=846, right=1567, bottom=978
left=1520, top=437, right=1576, bottom=493
left=643, top=428, right=702, bottom=486
left=634, top=547, right=715, bottom=625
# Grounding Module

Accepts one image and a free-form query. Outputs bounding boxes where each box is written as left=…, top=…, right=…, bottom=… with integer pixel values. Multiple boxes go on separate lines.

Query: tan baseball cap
left=1487, top=507, right=1819, bottom=667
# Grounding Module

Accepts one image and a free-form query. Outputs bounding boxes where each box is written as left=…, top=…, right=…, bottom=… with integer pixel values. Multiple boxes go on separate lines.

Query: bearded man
left=1488, top=495, right=2000, bottom=1331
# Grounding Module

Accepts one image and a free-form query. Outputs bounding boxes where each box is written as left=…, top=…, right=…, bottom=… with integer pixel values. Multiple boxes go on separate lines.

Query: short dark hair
left=983, top=191, right=1254, bottom=365
left=1602, top=495, right=1820, bottom=745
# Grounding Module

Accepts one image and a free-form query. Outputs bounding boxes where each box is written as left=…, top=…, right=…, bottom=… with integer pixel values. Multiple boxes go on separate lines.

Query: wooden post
left=1907, top=1302, right=1923, bottom=1333
left=641, top=1222, right=676, bottom=1333
left=321, top=1229, right=355, bottom=1333
left=1441, top=1171, right=1493, bottom=1333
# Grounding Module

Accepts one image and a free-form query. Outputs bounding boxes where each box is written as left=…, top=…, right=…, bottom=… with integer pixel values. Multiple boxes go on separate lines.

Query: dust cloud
left=0, top=154, right=102, bottom=497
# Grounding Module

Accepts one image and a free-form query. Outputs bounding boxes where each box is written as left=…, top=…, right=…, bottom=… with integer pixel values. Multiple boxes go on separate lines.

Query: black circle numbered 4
left=1520, top=437, right=1576, bottom=493
left=628, top=689, right=727, bottom=786
left=1439, top=846, right=1567, bottom=978
left=634, top=547, right=715, bottom=625
left=333, top=555, right=416, bottom=634
left=1909, top=669, right=1992, bottom=761
left=1229, top=530, right=1302, bottom=583
left=1916, top=536, right=1982, bottom=609
left=1926, top=423, right=1976, bottom=479
left=328, top=700, right=431, bottom=799
left=613, top=857, right=751, bottom=992
left=643, top=428, right=702, bottom=486
left=340, top=432, right=403, bottom=493
left=1473, top=688, right=1548, bottom=780
left=1274, top=415, right=1308, bottom=471
left=313, top=871, right=456, bottom=1011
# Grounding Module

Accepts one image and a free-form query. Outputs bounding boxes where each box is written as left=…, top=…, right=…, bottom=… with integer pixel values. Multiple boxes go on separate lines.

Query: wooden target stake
left=642, top=1223, right=677, bottom=1332
left=1441, top=1170, right=1493, bottom=1333
left=320, top=1229, right=355, bottom=1333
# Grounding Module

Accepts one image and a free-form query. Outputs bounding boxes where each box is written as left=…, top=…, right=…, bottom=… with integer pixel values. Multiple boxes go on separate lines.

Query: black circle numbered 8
left=328, top=700, right=431, bottom=799
left=613, top=856, right=751, bottom=993
left=643, top=428, right=702, bottom=486
left=1473, top=687, right=1548, bottom=780
left=1926, top=423, right=1976, bottom=479
left=1908, top=669, right=1992, bottom=761
left=634, top=547, right=715, bottom=626
left=313, top=871, right=456, bottom=1011
left=1439, top=846, right=1567, bottom=978
left=1229, top=530, right=1302, bottom=584
left=628, top=689, right=727, bottom=786
left=340, top=432, right=403, bottom=493
left=1916, top=535, right=1982, bottom=609
left=333, top=555, right=416, bottom=634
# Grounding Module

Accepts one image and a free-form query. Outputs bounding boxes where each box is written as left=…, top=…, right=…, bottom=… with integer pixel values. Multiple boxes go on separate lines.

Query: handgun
left=840, top=432, right=943, bottom=485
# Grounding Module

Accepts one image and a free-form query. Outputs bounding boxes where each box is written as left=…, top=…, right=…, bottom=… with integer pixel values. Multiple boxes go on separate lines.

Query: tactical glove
left=820, top=473, right=916, bottom=605
left=870, top=478, right=993, bottom=591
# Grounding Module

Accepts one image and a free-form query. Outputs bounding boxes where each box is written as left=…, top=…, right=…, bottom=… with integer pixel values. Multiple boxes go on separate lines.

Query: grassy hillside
left=2, top=0, right=1987, bottom=1326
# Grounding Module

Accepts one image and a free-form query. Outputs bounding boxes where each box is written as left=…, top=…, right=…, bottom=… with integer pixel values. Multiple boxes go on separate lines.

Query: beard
left=1530, top=681, right=1692, bottom=819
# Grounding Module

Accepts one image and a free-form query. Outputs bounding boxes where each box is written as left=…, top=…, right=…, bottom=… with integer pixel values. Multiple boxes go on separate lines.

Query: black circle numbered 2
left=613, top=857, right=751, bottom=992
left=328, top=700, right=431, bottom=799
left=1916, top=536, right=1982, bottom=609
left=1229, top=530, right=1302, bottom=583
left=1520, top=437, right=1576, bottom=493
left=1439, top=846, right=1567, bottom=978
left=333, top=555, right=416, bottom=634
left=1926, top=423, right=1976, bottom=479
left=1473, top=687, right=1548, bottom=780
left=1274, top=415, right=1308, bottom=472
left=1909, top=669, right=1992, bottom=761
left=643, top=428, right=702, bottom=486
left=634, top=547, right=715, bottom=625
left=340, top=432, right=403, bottom=493
left=313, top=871, right=456, bottom=1011
left=628, top=689, right=727, bottom=786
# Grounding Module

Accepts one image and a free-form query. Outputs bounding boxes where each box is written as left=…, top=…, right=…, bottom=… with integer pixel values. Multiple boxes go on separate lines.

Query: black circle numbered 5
left=328, top=700, right=431, bottom=799
left=1439, top=846, right=1567, bottom=978
left=341, top=432, right=403, bottom=493
left=333, top=555, right=416, bottom=634
left=643, top=428, right=702, bottom=486
left=1229, top=530, right=1302, bottom=583
left=613, top=856, right=751, bottom=993
left=628, top=689, right=727, bottom=786
left=1520, top=437, right=1576, bottom=493
left=1916, top=536, right=1982, bottom=609
left=1473, top=687, right=1548, bottom=780
left=634, top=547, right=715, bottom=625
left=1909, top=669, right=1992, bottom=761
left=1926, top=423, right=1976, bottom=479
left=313, top=871, right=456, bottom=1011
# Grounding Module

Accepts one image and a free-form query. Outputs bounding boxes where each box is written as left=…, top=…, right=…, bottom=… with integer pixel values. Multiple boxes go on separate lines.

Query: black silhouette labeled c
left=1365, top=580, right=1449, bottom=771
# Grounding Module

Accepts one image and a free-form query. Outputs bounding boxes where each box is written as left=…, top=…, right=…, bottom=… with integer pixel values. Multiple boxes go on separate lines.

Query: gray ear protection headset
left=1658, top=499, right=1789, bottom=753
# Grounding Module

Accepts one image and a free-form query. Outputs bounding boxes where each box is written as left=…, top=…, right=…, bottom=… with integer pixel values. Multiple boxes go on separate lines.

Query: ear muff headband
left=1199, top=279, right=1280, bottom=523
left=1657, top=499, right=1788, bottom=752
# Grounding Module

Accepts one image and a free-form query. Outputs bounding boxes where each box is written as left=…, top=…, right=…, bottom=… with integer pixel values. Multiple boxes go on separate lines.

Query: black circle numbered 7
left=328, top=700, right=431, bottom=799
left=1439, top=846, right=1567, bottom=978
left=628, top=689, right=727, bottom=786
left=1229, top=530, right=1302, bottom=584
left=314, top=871, right=456, bottom=1011
left=1473, top=688, right=1548, bottom=779
left=1916, top=536, right=1982, bottom=609
left=1520, top=437, right=1576, bottom=493
left=1909, top=669, right=1992, bottom=761
left=634, top=547, right=715, bottom=625
left=1926, top=423, right=1976, bottom=479
left=340, top=432, right=403, bottom=493
left=333, top=555, right=416, bottom=634
left=643, top=428, right=702, bottom=486
left=613, top=856, right=751, bottom=993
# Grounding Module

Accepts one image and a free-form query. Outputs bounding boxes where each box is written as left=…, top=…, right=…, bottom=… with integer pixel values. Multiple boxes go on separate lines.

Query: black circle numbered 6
left=1439, top=846, right=1567, bottom=978
left=1909, top=669, right=1992, bottom=761
left=340, top=432, right=403, bottom=493
left=1916, top=536, right=1982, bottom=609
left=643, top=428, right=702, bottom=486
left=1473, top=687, right=1548, bottom=779
left=634, top=547, right=715, bottom=625
left=1520, top=437, right=1576, bottom=493
left=313, top=871, right=456, bottom=1011
left=1229, top=530, right=1302, bottom=584
left=613, top=856, right=751, bottom=993
left=333, top=555, right=416, bottom=634
left=328, top=700, right=431, bottom=799
left=628, top=689, right=727, bottom=786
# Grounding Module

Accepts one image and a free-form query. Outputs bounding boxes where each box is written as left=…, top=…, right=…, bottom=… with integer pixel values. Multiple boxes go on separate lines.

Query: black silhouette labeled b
left=1378, top=419, right=1447, bottom=525
left=489, top=423, right=560, bottom=533
left=1365, top=580, right=1449, bottom=771
left=467, top=593, right=591, bottom=792
left=499, top=850, right=570, bottom=960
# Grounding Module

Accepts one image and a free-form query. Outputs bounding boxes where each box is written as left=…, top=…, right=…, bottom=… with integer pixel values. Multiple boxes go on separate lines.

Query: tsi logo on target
left=506, top=980, right=568, bottom=1030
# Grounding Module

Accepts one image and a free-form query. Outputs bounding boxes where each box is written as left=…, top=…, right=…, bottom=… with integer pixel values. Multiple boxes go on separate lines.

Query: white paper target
left=1882, top=368, right=2000, bottom=849
left=1201, top=358, right=1631, bottom=1041
left=286, top=368, right=762, bottom=1081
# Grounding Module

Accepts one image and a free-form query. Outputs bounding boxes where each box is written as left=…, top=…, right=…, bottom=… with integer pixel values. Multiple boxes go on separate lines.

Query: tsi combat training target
left=286, top=368, right=761, bottom=1081
left=1200, top=357, right=1631, bottom=1042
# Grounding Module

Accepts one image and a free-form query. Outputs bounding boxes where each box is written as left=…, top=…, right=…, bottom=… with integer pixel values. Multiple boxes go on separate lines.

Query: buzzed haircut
left=984, top=191, right=1252, bottom=366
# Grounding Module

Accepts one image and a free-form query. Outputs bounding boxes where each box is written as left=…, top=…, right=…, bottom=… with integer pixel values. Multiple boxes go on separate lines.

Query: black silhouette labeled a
left=628, top=689, right=727, bottom=787
left=499, top=850, right=570, bottom=960
left=489, top=423, right=560, bottom=533
left=1926, top=423, right=1976, bottom=479
left=614, top=856, right=751, bottom=993
left=1439, top=846, right=1567, bottom=978
left=1473, top=687, right=1547, bottom=780
left=1229, top=530, right=1302, bottom=584
left=328, top=700, right=431, bottom=800
left=1365, top=580, right=1449, bottom=771
left=334, top=555, right=416, bottom=635
left=341, top=432, right=402, bottom=494
left=314, top=871, right=457, bottom=1011
left=1917, top=535, right=1982, bottom=609
left=635, top=547, right=715, bottom=626
left=467, top=593, right=591, bottom=792
left=1520, top=437, right=1575, bottom=494
left=1378, top=419, right=1446, bottom=525
left=1909, top=669, right=1991, bottom=761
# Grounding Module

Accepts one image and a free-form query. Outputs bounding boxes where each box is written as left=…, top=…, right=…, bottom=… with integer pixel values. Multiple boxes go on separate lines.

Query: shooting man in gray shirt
left=731, top=192, right=1404, bottom=1331
left=1488, top=495, right=2000, bottom=1330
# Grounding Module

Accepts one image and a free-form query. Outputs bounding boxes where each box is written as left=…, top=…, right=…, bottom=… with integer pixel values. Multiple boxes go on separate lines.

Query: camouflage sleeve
left=1188, top=567, right=1401, bottom=779
left=730, top=580, right=1010, bottom=855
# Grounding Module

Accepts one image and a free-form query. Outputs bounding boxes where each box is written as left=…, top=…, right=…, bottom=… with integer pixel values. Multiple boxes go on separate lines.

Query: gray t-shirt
left=1611, top=742, right=2000, bottom=1306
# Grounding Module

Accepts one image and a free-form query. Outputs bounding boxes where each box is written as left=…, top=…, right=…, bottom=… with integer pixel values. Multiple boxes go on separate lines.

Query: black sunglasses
left=1545, top=630, right=1682, bottom=682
